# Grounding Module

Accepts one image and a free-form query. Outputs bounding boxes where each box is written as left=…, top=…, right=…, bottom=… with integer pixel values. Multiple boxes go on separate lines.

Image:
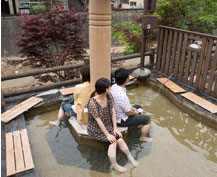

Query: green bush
left=30, top=4, right=46, bottom=14
left=112, top=22, right=142, bottom=54
left=156, top=0, right=217, bottom=34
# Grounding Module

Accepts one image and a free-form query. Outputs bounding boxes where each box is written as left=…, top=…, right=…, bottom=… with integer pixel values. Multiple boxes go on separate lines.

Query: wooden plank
left=181, top=92, right=217, bottom=113
left=169, top=31, right=178, bottom=73
left=20, top=129, right=34, bottom=170
left=189, top=51, right=198, bottom=86
left=13, top=131, right=25, bottom=174
left=59, top=87, right=75, bottom=96
left=1, top=97, right=37, bottom=118
left=157, top=78, right=186, bottom=93
left=207, top=43, right=217, bottom=94
left=156, top=27, right=164, bottom=70
left=1, top=97, right=43, bottom=123
left=178, top=33, right=188, bottom=80
left=183, top=50, right=192, bottom=83
left=1, top=97, right=42, bottom=121
left=200, top=38, right=214, bottom=92
left=129, top=75, right=135, bottom=80
left=165, top=29, right=173, bottom=74
left=174, top=32, right=183, bottom=78
left=160, top=29, right=168, bottom=72
left=195, top=38, right=207, bottom=89
left=6, top=132, right=16, bottom=177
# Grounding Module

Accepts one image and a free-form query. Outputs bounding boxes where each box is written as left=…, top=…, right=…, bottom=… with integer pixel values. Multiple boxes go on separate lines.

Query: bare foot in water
left=128, top=155, right=139, bottom=167
left=49, top=120, right=60, bottom=126
left=112, top=164, right=127, bottom=173
left=139, top=137, right=153, bottom=142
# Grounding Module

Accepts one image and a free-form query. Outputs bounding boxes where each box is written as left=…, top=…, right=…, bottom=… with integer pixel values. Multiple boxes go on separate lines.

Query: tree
left=112, top=16, right=157, bottom=54
left=16, top=4, right=87, bottom=82
left=156, top=0, right=217, bottom=34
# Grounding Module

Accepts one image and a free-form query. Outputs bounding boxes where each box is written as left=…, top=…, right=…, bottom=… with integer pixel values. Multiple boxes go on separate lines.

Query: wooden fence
left=156, top=25, right=217, bottom=98
left=2, top=51, right=155, bottom=98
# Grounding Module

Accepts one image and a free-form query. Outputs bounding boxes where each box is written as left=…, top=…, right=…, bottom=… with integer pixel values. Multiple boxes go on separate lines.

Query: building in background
left=121, top=0, right=143, bottom=9
left=1, top=0, right=88, bottom=16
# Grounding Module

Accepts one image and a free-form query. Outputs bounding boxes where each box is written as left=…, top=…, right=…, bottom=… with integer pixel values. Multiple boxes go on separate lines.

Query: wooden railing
left=156, top=25, right=217, bottom=98
left=2, top=51, right=155, bottom=97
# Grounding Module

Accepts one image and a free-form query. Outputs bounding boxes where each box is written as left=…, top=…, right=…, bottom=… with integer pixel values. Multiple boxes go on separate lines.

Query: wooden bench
left=1, top=97, right=43, bottom=123
left=6, top=129, right=34, bottom=176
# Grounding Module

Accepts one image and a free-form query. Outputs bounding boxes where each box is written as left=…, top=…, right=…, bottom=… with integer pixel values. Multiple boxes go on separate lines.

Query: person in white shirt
left=110, top=68, right=151, bottom=142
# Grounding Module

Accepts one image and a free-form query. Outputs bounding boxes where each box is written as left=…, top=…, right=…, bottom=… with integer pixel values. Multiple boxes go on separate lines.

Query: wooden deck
left=6, top=129, right=34, bottom=176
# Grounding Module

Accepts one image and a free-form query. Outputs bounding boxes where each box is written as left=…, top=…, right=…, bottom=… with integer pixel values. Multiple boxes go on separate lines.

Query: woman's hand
left=114, top=128, right=122, bottom=138
left=106, top=134, right=116, bottom=144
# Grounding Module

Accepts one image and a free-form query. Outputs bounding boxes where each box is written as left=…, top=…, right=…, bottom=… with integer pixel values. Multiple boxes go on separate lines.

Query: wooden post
left=199, top=40, right=209, bottom=90
left=1, top=90, right=5, bottom=112
left=89, top=0, right=111, bottom=91
left=140, top=0, right=148, bottom=69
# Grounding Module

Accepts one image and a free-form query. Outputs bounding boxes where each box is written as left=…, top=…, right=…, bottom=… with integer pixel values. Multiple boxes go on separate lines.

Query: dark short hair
left=95, top=78, right=111, bottom=94
left=115, top=68, right=129, bottom=85
left=80, top=66, right=90, bottom=82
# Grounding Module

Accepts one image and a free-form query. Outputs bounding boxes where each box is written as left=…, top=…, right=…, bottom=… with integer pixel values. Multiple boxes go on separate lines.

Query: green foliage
left=30, top=4, right=46, bottom=14
left=30, top=0, right=51, bottom=14
left=112, top=22, right=142, bottom=54
left=156, top=0, right=217, bottom=34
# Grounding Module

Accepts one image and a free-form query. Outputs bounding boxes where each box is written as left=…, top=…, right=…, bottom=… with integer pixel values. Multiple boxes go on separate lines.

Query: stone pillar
left=8, top=0, right=14, bottom=15
left=89, top=0, right=111, bottom=91
left=14, top=0, right=20, bottom=14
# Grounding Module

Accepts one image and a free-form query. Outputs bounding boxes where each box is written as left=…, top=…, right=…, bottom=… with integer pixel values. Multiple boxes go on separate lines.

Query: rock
left=132, top=68, right=151, bottom=79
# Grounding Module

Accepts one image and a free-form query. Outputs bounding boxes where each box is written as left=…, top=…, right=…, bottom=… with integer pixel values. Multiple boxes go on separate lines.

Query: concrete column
left=14, top=0, right=20, bottom=14
left=8, top=0, right=14, bottom=15
left=89, top=0, right=111, bottom=91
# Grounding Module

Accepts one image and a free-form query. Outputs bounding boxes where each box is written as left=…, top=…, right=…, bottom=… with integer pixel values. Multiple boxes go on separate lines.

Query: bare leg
left=139, top=122, right=152, bottom=142
left=49, top=106, right=65, bottom=126
left=108, top=143, right=127, bottom=172
left=117, top=138, right=138, bottom=167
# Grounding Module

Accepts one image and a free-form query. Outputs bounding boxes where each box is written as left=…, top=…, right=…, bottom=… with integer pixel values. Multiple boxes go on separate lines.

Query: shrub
left=156, top=0, right=217, bottom=34
left=16, top=4, right=87, bottom=82
left=112, top=16, right=157, bottom=54
left=30, top=4, right=47, bottom=14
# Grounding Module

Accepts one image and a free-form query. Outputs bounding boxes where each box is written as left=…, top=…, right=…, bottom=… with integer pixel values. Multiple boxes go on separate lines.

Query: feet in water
left=112, top=164, right=127, bottom=173
left=49, top=120, right=60, bottom=126
left=127, top=154, right=139, bottom=167
left=139, top=136, right=153, bottom=142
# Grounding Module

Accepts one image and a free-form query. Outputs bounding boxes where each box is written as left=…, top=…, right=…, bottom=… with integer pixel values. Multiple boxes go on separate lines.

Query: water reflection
left=127, top=86, right=217, bottom=164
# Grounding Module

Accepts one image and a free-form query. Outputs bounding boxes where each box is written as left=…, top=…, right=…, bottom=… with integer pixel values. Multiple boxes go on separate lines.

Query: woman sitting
left=49, top=66, right=91, bottom=126
left=87, top=78, right=138, bottom=173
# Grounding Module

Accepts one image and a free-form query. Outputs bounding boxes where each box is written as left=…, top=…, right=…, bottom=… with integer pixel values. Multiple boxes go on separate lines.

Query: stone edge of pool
left=145, top=71, right=217, bottom=130
left=1, top=71, right=217, bottom=177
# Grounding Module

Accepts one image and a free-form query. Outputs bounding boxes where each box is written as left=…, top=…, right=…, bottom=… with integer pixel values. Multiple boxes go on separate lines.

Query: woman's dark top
left=87, top=94, right=114, bottom=142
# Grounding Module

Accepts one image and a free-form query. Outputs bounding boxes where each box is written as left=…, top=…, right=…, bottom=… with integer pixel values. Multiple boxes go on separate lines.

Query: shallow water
left=26, top=85, right=217, bottom=177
